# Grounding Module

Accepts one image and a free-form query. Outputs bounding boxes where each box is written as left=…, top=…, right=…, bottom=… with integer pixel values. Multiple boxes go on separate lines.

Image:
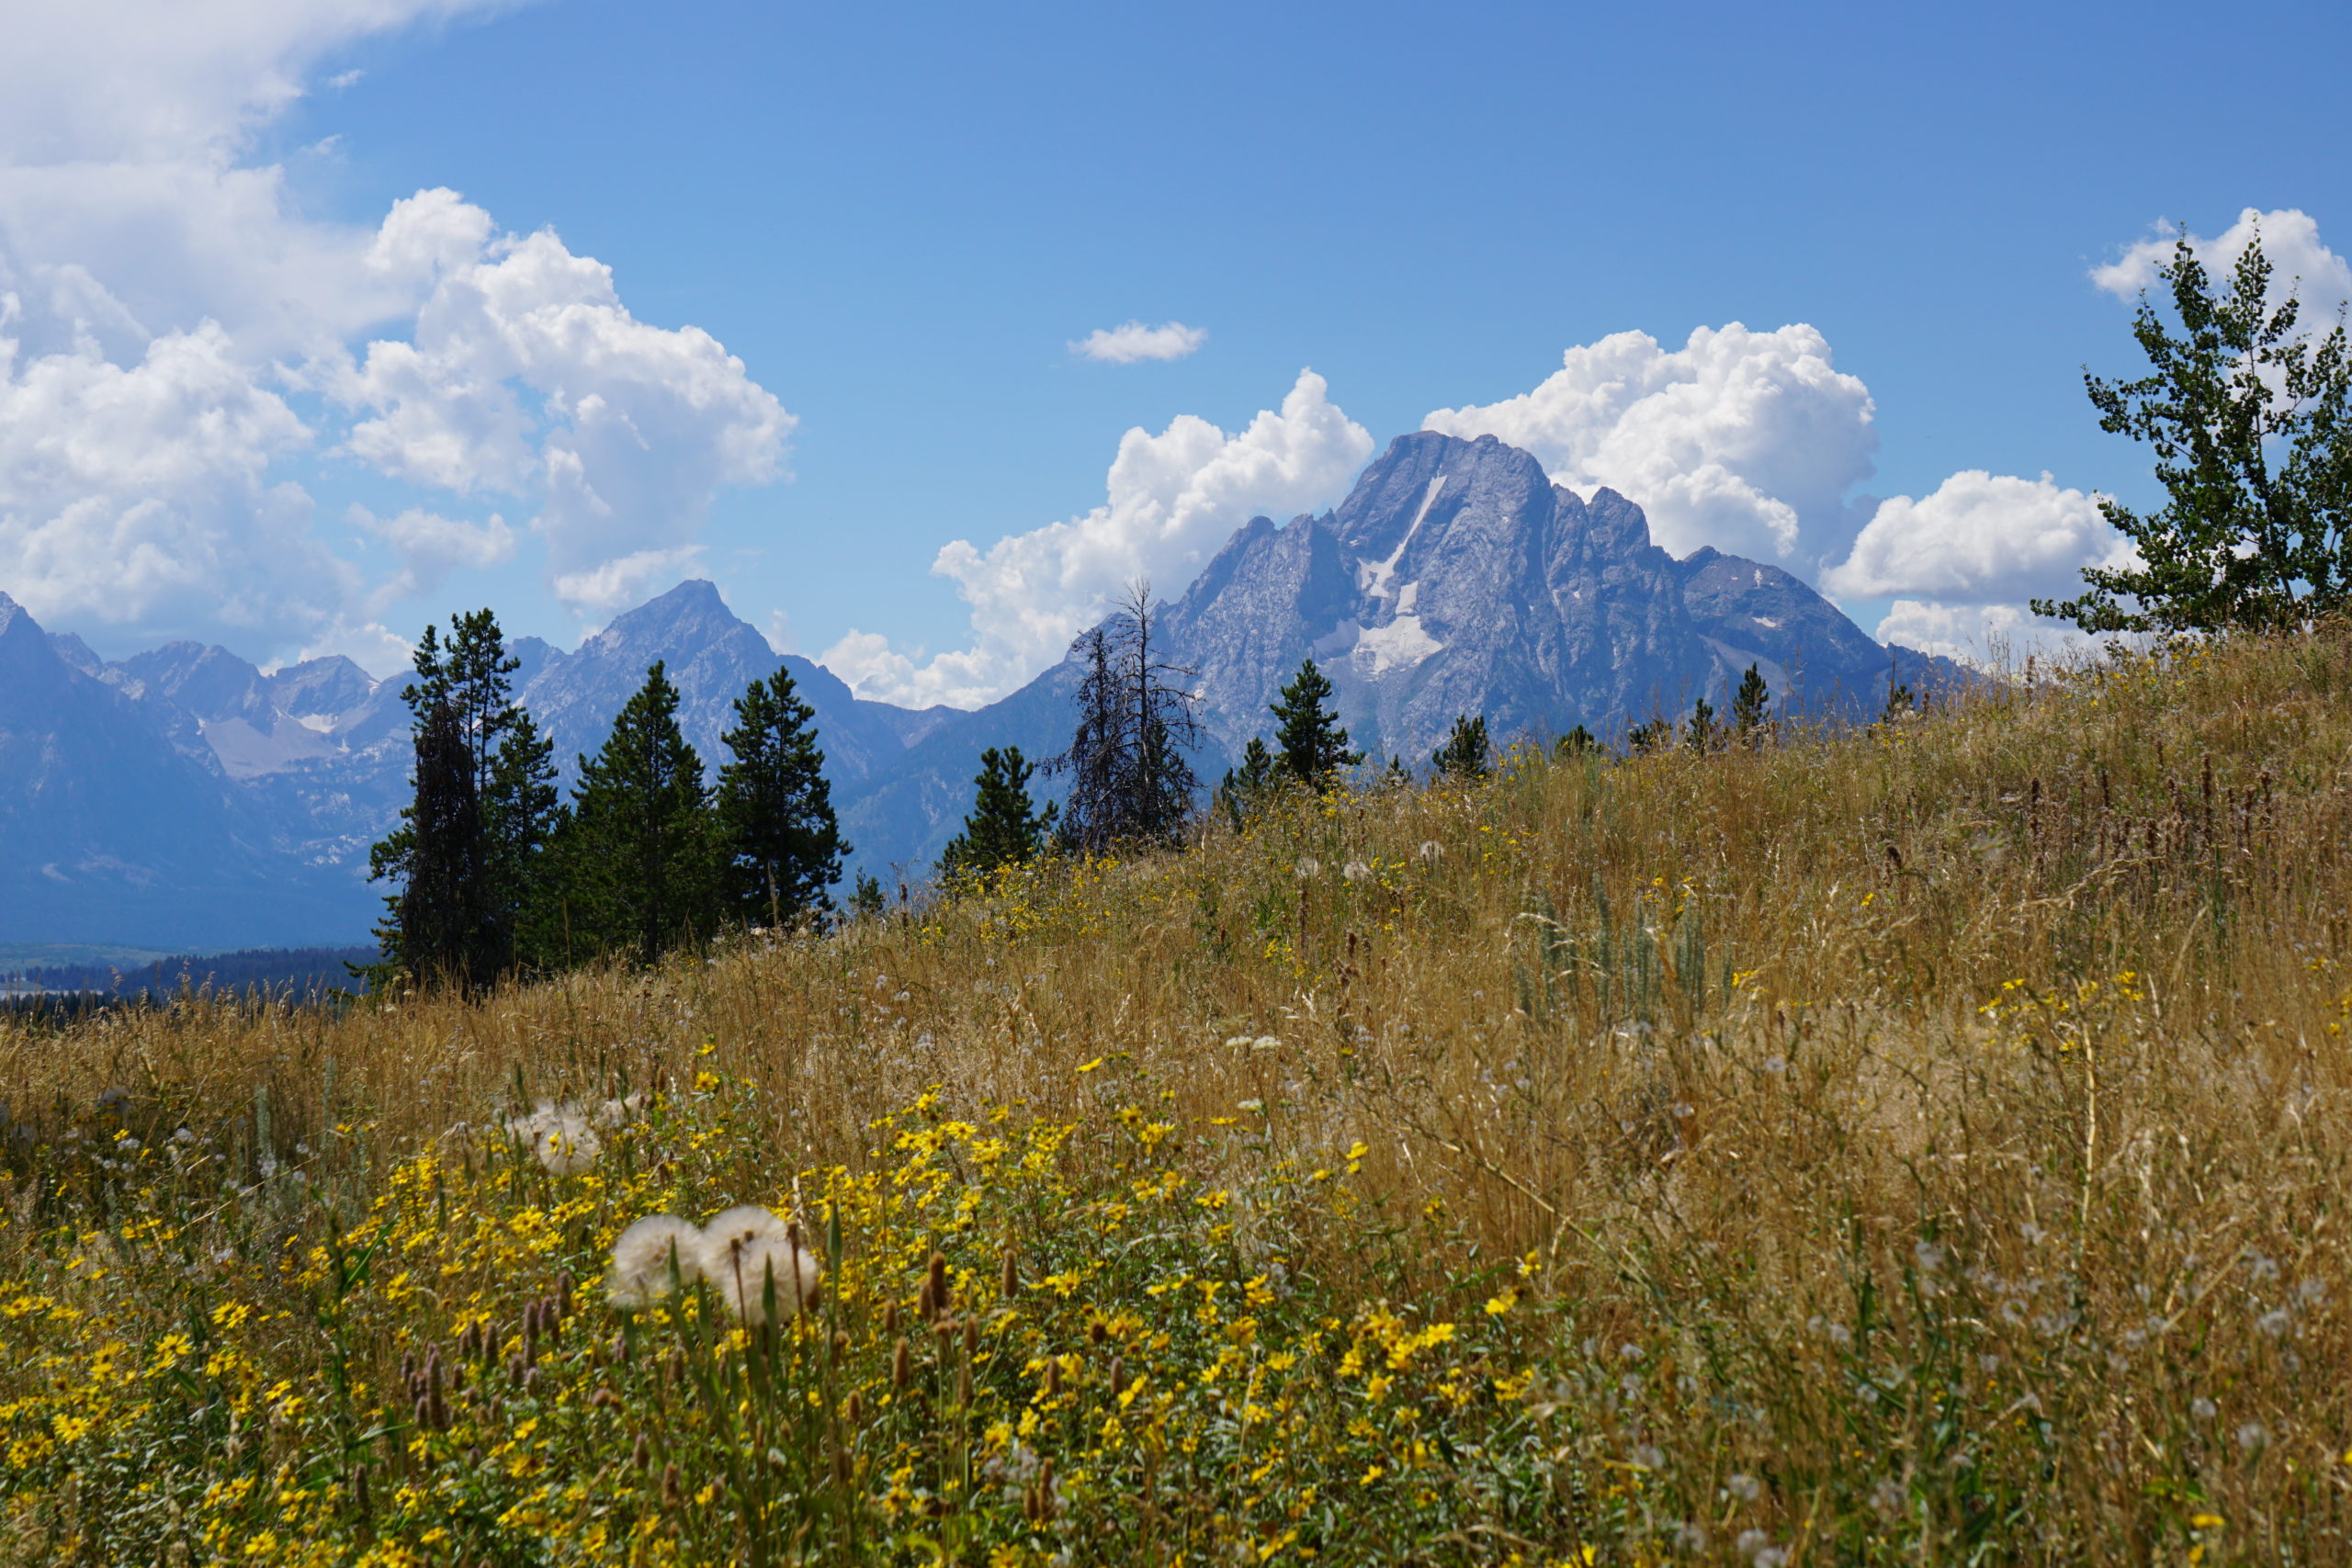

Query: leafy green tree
left=1432, top=714, right=1491, bottom=780
left=2036, top=225, right=2352, bottom=634
left=715, top=668, right=845, bottom=927
left=1730, top=664, right=1770, bottom=743
left=940, top=747, right=1055, bottom=878
left=1270, top=659, right=1362, bottom=789
left=1684, top=695, right=1717, bottom=753
left=558, top=661, right=720, bottom=964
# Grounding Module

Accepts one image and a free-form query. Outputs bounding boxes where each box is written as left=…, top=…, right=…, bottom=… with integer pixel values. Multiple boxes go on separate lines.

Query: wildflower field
left=6, top=629, right=2352, bottom=1565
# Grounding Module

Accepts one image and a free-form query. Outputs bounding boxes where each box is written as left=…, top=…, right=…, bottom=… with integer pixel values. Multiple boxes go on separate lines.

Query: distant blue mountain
left=0, top=432, right=1962, bottom=944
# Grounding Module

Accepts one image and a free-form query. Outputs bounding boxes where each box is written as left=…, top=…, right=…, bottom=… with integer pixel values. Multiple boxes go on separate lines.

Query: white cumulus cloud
left=1071, top=320, right=1208, bottom=364
left=1823, top=469, right=2126, bottom=605
left=550, top=547, right=708, bottom=619
left=0, top=0, right=791, bottom=660
left=353, top=502, right=516, bottom=608
left=0, top=311, right=356, bottom=648
left=331, top=205, right=793, bottom=604
left=1821, top=471, right=2137, bottom=668
left=1422, top=323, right=1877, bottom=568
left=2094, top=208, right=2352, bottom=325
left=1871, top=601, right=2099, bottom=666
left=822, top=369, right=1372, bottom=708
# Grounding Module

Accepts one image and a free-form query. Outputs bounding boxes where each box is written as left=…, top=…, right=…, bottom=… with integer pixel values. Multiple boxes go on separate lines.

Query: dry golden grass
left=6, top=626, right=2352, bottom=1562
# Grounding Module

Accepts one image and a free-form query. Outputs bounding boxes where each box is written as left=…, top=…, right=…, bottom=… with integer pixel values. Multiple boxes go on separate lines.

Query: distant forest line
left=0, top=945, right=378, bottom=1007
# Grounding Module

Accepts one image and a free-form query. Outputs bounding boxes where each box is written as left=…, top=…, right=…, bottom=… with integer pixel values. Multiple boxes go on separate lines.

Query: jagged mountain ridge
left=838, top=432, right=1960, bottom=871
left=0, top=593, right=368, bottom=947
left=0, top=431, right=1958, bottom=942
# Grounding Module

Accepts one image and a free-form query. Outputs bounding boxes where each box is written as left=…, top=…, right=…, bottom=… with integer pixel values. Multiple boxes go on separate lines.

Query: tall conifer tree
left=1730, top=663, right=1771, bottom=744
left=714, top=668, right=845, bottom=926
left=368, top=609, right=554, bottom=986
left=379, top=698, right=492, bottom=984
left=559, top=661, right=720, bottom=964
left=940, top=747, right=1054, bottom=879
left=1432, top=713, right=1491, bottom=780
left=1270, top=659, right=1361, bottom=789
left=1050, top=584, right=1202, bottom=852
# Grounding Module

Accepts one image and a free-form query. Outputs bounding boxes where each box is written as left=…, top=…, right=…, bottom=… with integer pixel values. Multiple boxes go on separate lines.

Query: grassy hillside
left=4, top=628, right=2350, bottom=1565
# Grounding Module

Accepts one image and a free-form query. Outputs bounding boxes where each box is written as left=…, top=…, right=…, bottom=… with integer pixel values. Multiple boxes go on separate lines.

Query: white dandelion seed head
left=1341, top=859, right=1373, bottom=883
left=2191, top=1396, right=2218, bottom=1421
left=1416, top=840, right=1443, bottom=863
left=607, top=1215, right=704, bottom=1310
left=533, top=1115, right=602, bottom=1175
left=2235, top=1420, right=2270, bottom=1452
left=594, top=1093, right=647, bottom=1130
left=1294, top=857, right=1322, bottom=879
left=1727, top=1472, right=1761, bottom=1501
left=699, top=1205, right=792, bottom=1267
left=708, top=1233, right=821, bottom=1325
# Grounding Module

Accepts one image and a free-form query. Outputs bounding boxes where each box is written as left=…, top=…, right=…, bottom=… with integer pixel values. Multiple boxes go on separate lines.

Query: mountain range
left=0, top=431, right=1959, bottom=947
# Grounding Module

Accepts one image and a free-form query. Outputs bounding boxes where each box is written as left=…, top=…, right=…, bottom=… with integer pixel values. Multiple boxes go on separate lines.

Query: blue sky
left=5, top=0, right=2349, bottom=699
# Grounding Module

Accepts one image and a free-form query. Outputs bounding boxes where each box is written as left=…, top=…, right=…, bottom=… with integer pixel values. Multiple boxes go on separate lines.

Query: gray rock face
left=1154, top=430, right=1957, bottom=767
left=1163, top=432, right=1726, bottom=762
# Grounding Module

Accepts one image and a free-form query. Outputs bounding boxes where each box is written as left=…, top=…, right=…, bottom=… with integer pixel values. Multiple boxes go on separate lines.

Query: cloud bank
left=1071, top=320, right=1207, bottom=364
left=0, top=0, right=790, bottom=668
left=823, top=369, right=1371, bottom=708
left=1424, top=323, right=1878, bottom=569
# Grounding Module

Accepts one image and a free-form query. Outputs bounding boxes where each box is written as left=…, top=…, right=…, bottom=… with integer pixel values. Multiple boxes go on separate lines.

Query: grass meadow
left=6, top=629, right=2352, bottom=1565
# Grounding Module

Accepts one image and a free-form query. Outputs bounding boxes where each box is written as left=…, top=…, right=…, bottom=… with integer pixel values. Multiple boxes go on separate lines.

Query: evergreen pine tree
left=1050, top=584, right=1202, bottom=852
left=849, top=873, right=886, bottom=921
left=379, top=698, right=492, bottom=984
left=1882, top=649, right=1916, bottom=723
left=1214, top=737, right=1279, bottom=830
left=1555, top=725, right=1598, bottom=759
left=1730, top=664, right=1770, bottom=744
left=368, top=609, right=548, bottom=987
left=1625, top=716, right=1674, bottom=753
left=487, top=706, right=563, bottom=973
left=559, top=661, right=720, bottom=964
left=1684, top=695, right=1717, bottom=753
left=940, top=747, right=1053, bottom=879
left=1432, top=714, right=1491, bottom=780
left=1269, top=659, right=1362, bottom=789
left=715, top=668, right=846, bottom=927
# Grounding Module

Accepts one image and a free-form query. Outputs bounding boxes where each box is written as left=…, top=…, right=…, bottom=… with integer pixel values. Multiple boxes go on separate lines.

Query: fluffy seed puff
left=702, top=1207, right=821, bottom=1325
left=606, top=1216, right=705, bottom=1310
left=512, top=1102, right=603, bottom=1175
